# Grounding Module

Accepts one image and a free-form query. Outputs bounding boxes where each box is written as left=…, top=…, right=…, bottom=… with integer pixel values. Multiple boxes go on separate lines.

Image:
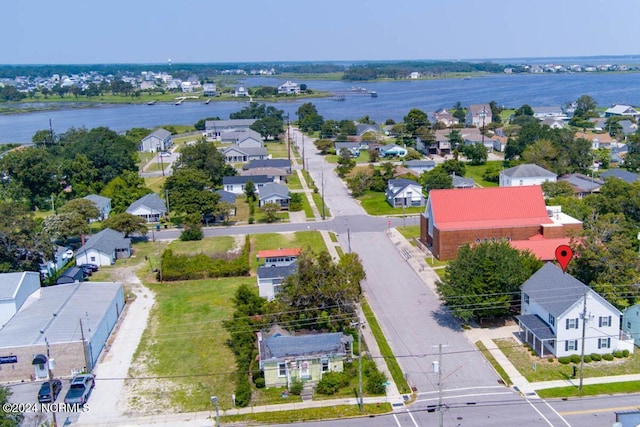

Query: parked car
left=79, top=266, right=93, bottom=276
left=159, top=151, right=172, bottom=157
left=78, top=263, right=99, bottom=272
left=38, top=379, right=63, bottom=403
left=64, top=374, right=95, bottom=405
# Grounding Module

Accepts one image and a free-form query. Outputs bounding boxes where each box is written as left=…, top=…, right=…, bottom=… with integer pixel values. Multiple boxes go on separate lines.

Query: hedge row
left=558, top=349, right=630, bottom=364
left=159, top=235, right=250, bottom=281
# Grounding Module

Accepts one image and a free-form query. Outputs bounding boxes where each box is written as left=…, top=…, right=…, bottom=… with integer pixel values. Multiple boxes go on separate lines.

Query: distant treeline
left=342, top=61, right=525, bottom=80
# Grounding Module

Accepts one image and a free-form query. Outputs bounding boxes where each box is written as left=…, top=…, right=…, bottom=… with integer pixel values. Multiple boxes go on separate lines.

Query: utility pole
left=79, top=318, right=90, bottom=371
left=302, top=134, right=306, bottom=171
left=51, top=194, right=55, bottom=214
left=357, top=310, right=363, bottom=412
left=165, top=189, right=171, bottom=219
left=347, top=226, right=351, bottom=254
left=158, top=145, right=165, bottom=177
left=433, top=343, right=449, bottom=427
left=210, top=396, right=220, bottom=427
left=45, top=338, right=58, bottom=427
left=579, top=288, right=589, bottom=391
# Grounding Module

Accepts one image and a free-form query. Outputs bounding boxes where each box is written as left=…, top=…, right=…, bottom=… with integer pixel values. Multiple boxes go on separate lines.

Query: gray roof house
left=385, top=178, right=425, bottom=207
left=600, top=169, right=640, bottom=184
left=244, top=159, right=292, bottom=172
left=258, top=183, right=290, bottom=208
left=140, top=128, right=172, bottom=152
left=220, top=145, right=268, bottom=163
left=83, top=194, right=112, bottom=221
left=335, top=142, right=362, bottom=157
left=75, top=228, right=132, bottom=267
left=205, top=119, right=256, bottom=139
left=451, top=174, right=475, bottom=189
left=241, top=167, right=288, bottom=183
left=223, top=175, right=274, bottom=195
left=257, top=262, right=297, bottom=301
left=404, top=159, right=436, bottom=174
left=466, top=104, right=492, bottom=127
left=126, top=193, right=167, bottom=223
left=517, top=263, right=633, bottom=357
left=559, top=174, right=604, bottom=198
left=356, top=124, right=379, bottom=137
left=499, top=164, right=557, bottom=187
left=619, top=119, right=639, bottom=136
left=56, top=267, right=86, bottom=285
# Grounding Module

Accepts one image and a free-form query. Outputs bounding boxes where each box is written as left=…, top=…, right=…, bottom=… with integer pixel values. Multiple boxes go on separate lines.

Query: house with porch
left=277, top=81, right=301, bottom=95
left=75, top=228, right=132, bottom=267
left=140, top=128, right=172, bottom=152
left=385, top=179, right=425, bottom=207
left=517, top=263, right=634, bottom=358
left=202, top=83, right=217, bottom=97
left=257, top=248, right=301, bottom=267
left=605, top=104, right=640, bottom=120
left=205, top=119, right=256, bottom=140
left=126, top=193, right=167, bottom=223
left=258, top=183, right=290, bottom=208
left=241, top=167, right=288, bottom=183
left=220, top=145, right=268, bottom=163
left=258, top=328, right=353, bottom=388
left=466, top=104, right=492, bottom=127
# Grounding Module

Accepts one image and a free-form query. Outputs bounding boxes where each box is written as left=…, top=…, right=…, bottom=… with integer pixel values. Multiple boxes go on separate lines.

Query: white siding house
left=0, top=272, right=41, bottom=329
left=622, top=305, right=640, bottom=348
left=517, top=263, right=633, bottom=358
left=385, top=179, right=425, bottom=207
left=499, top=164, right=558, bottom=187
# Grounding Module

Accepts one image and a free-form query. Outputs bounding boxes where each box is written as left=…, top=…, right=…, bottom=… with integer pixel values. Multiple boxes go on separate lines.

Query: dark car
left=78, top=263, right=99, bottom=272
left=64, top=374, right=95, bottom=405
left=38, top=379, right=63, bottom=403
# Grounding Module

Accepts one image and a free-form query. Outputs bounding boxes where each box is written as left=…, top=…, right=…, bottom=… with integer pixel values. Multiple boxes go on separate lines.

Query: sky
left=4, top=0, right=640, bottom=64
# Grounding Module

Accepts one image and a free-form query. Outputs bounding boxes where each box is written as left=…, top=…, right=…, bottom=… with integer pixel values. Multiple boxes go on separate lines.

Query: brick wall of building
left=0, top=341, right=86, bottom=383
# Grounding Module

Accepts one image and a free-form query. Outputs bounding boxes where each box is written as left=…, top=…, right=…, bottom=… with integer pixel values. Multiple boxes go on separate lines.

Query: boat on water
left=370, top=91, right=378, bottom=98
left=147, top=100, right=157, bottom=105
left=332, top=95, right=346, bottom=101
left=175, top=99, right=184, bottom=105
left=204, top=98, right=211, bottom=104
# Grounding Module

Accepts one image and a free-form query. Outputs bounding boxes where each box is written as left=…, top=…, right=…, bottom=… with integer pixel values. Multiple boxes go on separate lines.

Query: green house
left=258, top=329, right=353, bottom=389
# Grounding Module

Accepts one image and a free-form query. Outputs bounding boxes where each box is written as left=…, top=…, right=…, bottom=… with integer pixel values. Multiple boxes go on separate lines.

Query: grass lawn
left=168, top=236, right=236, bottom=255
left=357, top=191, right=424, bottom=216
left=251, top=231, right=326, bottom=270
left=301, top=194, right=315, bottom=219
left=537, top=382, right=640, bottom=399
left=464, top=160, right=502, bottom=188
left=312, top=193, right=330, bottom=218
left=475, top=341, right=512, bottom=386
left=265, top=141, right=290, bottom=158
left=302, top=169, right=315, bottom=189
left=146, top=162, right=169, bottom=173
left=287, top=172, right=303, bottom=190
left=144, top=176, right=167, bottom=193
left=223, top=403, right=391, bottom=425
left=132, top=275, right=254, bottom=411
left=397, top=225, right=420, bottom=240
left=325, top=150, right=371, bottom=164
left=495, top=337, right=640, bottom=383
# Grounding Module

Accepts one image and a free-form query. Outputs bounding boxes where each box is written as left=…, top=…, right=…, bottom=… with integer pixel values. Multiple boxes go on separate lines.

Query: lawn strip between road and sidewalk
left=537, top=381, right=640, bottom=398
left=222, top=403, right=392, bottom=424
left=475, top=341, right=512, bottom=386
left=361, top=301, right=412, bottom=394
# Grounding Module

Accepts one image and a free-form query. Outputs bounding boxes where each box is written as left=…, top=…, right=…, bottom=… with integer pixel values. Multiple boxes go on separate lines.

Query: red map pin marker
left=555, top=245, right=573, bottom=272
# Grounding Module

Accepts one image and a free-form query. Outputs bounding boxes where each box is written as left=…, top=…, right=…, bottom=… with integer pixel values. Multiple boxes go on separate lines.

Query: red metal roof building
left=257, top=248, right=302, bottom=267
left=509, top=236, right=572, bottom=261
left=420, top=186, right=582, bottom=260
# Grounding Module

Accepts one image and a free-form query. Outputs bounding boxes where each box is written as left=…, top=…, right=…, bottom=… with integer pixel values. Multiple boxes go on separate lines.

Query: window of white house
left=278, top=362, right=286, bottom=377
left=548, top=313, right=555, bottom=327
left=566, top=318, right=578, bottom=329
left=90, top=257, right=96, bottom=262
left=565, top=340, right=578, bottom=351
left=598, top=337, right=611, bottom=349
left=321, top=359, right=329, bottom=373
left=599, top=316, right=612, bottom=327
left=628, top=321, right=632, bottom=329
left=523, top=293, right=529, bottom=304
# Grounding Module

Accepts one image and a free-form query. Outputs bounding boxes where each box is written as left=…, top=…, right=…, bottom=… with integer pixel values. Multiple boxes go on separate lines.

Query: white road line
left=417, top=385, right=506, bottom=395
left=406, top=408, right=420, bottom=427
left=542, top=399, right=572, bottom=427
left=416, top=391, right=513, bottom=402
left=525, top=399, right=555, bottom=427
left=392, top=413, right=403, bottom=427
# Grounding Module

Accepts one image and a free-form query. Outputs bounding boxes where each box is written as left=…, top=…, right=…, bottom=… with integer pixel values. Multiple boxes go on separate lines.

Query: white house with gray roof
left=517, top=263, right=633, bottom=358
left=205, top=119, right=256, bottom=140
left=605, top=104, right=640, bottom=120
left=83, top=194, right=112, bottom=222
left=0, top=272, right=40, bottom=329
left=220, top=145, right=268, bottom=163
left=126, top=193, right=167, bottom=223
left=258, top=182, right=290, bottom=208
left=385, top=179, right=425, bottom=207
left=257, top=262, right=297, bottom=301
left=223, top=175, right=274, bottom=194
left=75, top=228, right=131, bottom=266
left=140, top=128, right=173, bottom=152
left=499, top=164, right=558, bottom=187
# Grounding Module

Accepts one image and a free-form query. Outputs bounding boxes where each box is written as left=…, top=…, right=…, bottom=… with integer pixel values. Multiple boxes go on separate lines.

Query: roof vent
left=547, top=209, right=553, bottom=217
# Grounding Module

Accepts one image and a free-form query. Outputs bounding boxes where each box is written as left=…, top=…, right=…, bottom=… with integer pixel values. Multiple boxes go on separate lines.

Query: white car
left=159, top=151, right=172, bottom=157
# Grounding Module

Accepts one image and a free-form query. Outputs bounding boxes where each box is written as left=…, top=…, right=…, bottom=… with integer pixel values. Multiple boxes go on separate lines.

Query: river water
left=2, top=72, right=640, bottom=143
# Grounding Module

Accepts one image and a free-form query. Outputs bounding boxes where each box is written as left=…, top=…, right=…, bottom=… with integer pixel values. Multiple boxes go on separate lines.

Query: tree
left=59, top=198, right=100, bottom=223
left=461, top=143, right=488, bottom=165
left=623, top=137, right=640, bottom=172
left=101, top=171, right=152, bottom=213
left=261, top=202, right=280, bottom=223
left=489, top=100, right=502, bottom=123
left=403, top=108, right=430, bottom=135
left=336, top=149, right=356, bottom=178
left=368, top=148, right=380, bottom=163
left=314, top=139, right=333, bottom=155
left=521, top=139, right=558, bottom=171
left=274, top=250, right=364, bottom=331
left=214, top=201, right=236, bottom=225
left=436, top=242, right=542, bottom=321
left=447, top=129, right=464, bottom=150
left=251, top=115, right=284, bottom=139
left=0, top=147, right=61, bottom=208
left=347, top=167, right=373, bottom=197
left=514, top=104, right=534, bottom=116
left=297, top=102, right=324, bottom=132
left=441, top=159, right=466, bottom=176
left=180, top=213, right=203, bottom=241
left=0, top=201, right=52, bottom=273
left=288, top=193, right=303, bottom=212
left=574, top=94, right=597, bottom=118
left=339, top=120, right=357, bottom=136
left=421, top=167, right=453, bottom=191
left=404, top=147, right=422, bottom=161
left=452, top=101, right=466, bottom=123
left=244, top=180, right=256, bottom=202
left=102, top=213, right=148, bottom=237
left=541, top=181, right=575, bottom=198
left=174, top=137, right=235, bottom=186
left=43, top=212, right=89, bottom=244
left=0, top=385, right=22, bottom=426
left=164, top=168, right=219, bottom=217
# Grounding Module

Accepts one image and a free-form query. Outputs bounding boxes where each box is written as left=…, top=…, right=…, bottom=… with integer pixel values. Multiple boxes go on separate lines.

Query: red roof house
left=257, top=248, right=302, bottom=267
left=509, top=236, right=572, bottom=261
left=420, top=186, right=582, bottom=260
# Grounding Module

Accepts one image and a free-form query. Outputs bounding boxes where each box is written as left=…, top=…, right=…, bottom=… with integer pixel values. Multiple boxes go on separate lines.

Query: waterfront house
left=205, top=119, right=256, bottom=140
left=465, top=104, right=492, bottom=127
left=277, top=81, right=301, bottom=95
left=126, top=193, right=167, bottom=223
left=433, top=108, right=459, bottom=127
left=605, top=104, right=640, bottom=120
left=235, top=86, right=249, bottom=97
left=532, top=106, right=565, bottom=119
left=517, top=263, right=634, bottom=357
left=140, top=128, right=172, bottom=152
left=202, top=83, right=217, bottom=97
